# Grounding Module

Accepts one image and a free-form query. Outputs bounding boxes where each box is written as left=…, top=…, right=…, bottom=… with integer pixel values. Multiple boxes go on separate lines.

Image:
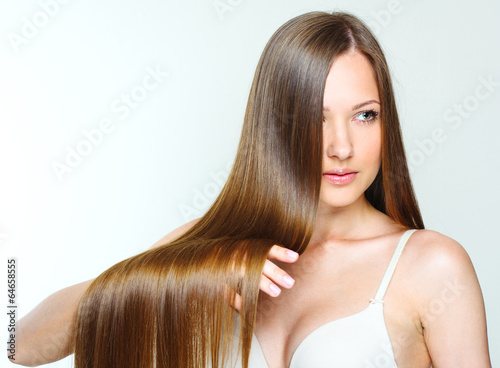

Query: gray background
left=1, top=0, right=498, bottom=366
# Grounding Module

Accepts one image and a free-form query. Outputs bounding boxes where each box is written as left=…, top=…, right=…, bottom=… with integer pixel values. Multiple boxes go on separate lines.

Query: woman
left=11, top=11, right=490, bottom=368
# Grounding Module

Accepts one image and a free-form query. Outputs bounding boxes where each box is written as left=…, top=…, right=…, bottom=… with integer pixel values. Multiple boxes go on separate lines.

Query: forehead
left=323, top=51, right=379, bottom=111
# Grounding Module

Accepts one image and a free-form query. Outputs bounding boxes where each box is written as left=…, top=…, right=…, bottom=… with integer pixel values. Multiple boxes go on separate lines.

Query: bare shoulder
left=399, top=232, right=490, bottom=365
left=403, top=229, right=475, bottom=277
left=401, top=228, right=480, bottom=307
left=148, top=217, right=201, bottom=249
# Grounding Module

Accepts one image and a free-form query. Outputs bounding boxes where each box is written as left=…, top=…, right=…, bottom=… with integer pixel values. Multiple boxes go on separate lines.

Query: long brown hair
left=74, top=11, right=424, bottom=368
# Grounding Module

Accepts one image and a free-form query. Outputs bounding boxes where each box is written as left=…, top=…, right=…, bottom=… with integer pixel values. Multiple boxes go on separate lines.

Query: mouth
left=323, top=168, right=357, bottom=175
left=322, top=171, right=358, bottom=185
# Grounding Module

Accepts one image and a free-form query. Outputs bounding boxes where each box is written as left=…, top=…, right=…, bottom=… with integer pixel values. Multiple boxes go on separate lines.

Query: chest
left=251, top=247, right=431, bottom=367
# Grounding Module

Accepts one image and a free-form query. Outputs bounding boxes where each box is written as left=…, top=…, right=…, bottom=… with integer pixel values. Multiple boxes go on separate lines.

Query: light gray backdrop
left=1, top=0, right=498, bottom=367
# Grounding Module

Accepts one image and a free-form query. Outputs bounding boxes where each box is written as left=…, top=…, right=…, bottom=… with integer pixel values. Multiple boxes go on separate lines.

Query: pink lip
left=323, top=172, right=357, bottom=185
left=324, top=168, right=357, bottom=175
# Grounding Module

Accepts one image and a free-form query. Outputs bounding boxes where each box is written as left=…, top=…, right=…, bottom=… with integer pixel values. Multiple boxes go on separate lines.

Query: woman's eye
left=354, top=110, right=379, bottom=123
left=322, top=110, right=379, bottom=124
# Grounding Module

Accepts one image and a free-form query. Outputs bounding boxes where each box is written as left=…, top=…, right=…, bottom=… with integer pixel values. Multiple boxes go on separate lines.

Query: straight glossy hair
left=74, top=11, right=424, bottom=368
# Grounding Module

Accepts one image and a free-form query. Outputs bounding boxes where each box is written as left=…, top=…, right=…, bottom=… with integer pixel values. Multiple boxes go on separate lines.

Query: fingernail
left=283, top=275, right=295, bottom=287
left=269, top=284, right=281, bottom=296
left=286, top=250, right=298, bottom=259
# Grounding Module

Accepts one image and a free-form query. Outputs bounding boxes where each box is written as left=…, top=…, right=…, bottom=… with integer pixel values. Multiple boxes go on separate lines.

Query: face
left=319, top=51, right=382, bottom=211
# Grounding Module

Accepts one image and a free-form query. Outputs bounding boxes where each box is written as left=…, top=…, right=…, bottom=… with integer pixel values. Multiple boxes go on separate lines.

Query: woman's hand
left=229, top=245, right=299, bottom=312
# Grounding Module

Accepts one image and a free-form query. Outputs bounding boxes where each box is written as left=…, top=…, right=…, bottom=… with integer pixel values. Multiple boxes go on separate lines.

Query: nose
left=324, top=119, right=354, bottom=160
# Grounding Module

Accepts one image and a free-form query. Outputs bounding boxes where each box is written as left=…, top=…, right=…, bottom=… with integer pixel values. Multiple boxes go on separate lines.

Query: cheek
left=358, top=127, right=382, bottom=167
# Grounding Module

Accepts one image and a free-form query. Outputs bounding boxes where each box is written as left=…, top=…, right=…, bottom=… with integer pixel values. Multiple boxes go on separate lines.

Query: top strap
left=371, top=229, right=418, bottom=302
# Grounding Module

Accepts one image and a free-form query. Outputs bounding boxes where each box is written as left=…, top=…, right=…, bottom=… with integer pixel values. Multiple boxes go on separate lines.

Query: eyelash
left=355, top=109, right=379, bottom=124
left=322, top=109, right=380, bottom=125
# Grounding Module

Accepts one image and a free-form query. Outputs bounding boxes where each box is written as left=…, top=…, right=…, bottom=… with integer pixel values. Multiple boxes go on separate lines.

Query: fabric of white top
left=219, top=229, right=418, bottom=368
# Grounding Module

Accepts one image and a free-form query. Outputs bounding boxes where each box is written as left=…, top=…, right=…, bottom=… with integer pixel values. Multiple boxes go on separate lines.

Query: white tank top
left=222, top=229, right=418, bottom=368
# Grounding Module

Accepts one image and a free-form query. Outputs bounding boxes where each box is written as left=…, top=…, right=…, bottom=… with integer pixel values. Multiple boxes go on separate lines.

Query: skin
left=10, top=51, right=490, bottom=367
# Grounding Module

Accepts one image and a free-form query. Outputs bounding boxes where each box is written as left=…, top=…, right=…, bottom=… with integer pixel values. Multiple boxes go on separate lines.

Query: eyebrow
left=323, top=100, right=381, bottom=112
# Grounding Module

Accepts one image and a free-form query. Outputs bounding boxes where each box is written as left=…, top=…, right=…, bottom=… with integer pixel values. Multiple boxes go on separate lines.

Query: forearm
left=9, top=279, right=94, bottom=366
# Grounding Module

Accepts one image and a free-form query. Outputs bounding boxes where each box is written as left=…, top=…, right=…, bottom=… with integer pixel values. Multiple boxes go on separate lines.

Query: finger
left=267, top=245, right=299, bottom=264
left=223, top=284, right=242, bottom=312
left=262, top=259, right=295, bottom=289
left=261, top=258, right=295, bottom=292
left=259, top=274, right=283, bottom=297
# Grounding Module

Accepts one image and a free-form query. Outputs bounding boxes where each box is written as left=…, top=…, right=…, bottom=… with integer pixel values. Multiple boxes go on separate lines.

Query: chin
left=318, top=197, right=358, bottom=210
left=318, top=185, right=370, bottom=210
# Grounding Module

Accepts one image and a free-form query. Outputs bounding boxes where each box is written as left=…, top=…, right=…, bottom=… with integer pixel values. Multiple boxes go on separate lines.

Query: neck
left=310, top=194, right=382, bottom=244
